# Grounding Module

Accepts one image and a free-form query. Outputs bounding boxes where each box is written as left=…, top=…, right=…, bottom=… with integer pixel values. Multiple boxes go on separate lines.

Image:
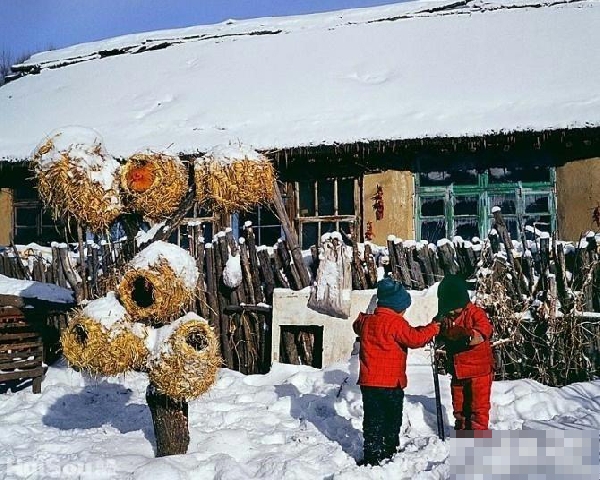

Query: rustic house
left=1, top=0, right=599, bottom=248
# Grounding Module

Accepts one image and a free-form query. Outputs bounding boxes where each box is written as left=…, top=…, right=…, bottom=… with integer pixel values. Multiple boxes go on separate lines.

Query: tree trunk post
left=146, top=384, right=190, bottom=457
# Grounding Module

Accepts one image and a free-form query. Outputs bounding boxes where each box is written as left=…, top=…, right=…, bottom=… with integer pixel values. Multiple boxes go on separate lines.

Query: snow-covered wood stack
left=473, top=211, right=600, bottom=386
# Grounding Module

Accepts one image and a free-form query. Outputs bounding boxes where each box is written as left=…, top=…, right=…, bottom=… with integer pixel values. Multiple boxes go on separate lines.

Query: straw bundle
left=194, top=145, right=275, bottom=212
left=61, top=312, right=148, bottom=376
left=120, top=152, right=188, bottom=220
left=148, top=314, right=221, bottom=401
left=32, top=127, right=122, bottom=232
left=117, top=241, right=199, bottom=323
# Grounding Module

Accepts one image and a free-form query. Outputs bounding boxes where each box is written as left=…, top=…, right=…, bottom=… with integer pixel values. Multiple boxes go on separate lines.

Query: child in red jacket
left=436, top=275, right=494, bottom=431
left=353, top=276, right=440, bottom=465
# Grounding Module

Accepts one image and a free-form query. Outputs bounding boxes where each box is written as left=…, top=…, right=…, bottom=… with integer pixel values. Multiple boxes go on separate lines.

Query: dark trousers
left=360, top=385, right=404, bottom=465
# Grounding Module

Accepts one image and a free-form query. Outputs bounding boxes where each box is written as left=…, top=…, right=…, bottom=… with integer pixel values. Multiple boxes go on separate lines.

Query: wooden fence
left=1, top=224, right=599, bottom=383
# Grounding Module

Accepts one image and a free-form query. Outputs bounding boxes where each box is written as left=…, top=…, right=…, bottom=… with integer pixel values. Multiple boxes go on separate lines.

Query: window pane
left=14, top=186, right=38, bottom=201
left=301, top=223, right=318, bottom=248
left=178, top=227, right=191, bottom=251
left=421, top=197, right=444, bottom=217
left=259, top=206, right=280, bottom=226
left=298, top=182, right=315, bottom=217
left=455, top=217, right=479, bottom=240
left=41, top=225, right=59, bottom=242
left=525, top=215, right=551, bottom=233
left=317, top=180, right=335, bottom=216
left=500, top=217, right=520, bottom=239
left=419, top=171, right=450, bottom=186
left=14, top=227, right=37, bottom=244
left=239, top=208, right=259, bottom=226
left=320, top=222, right=336, bottom=236
left=202, top=223, right=213, bottom=242
left=420, top=219, right=446, bottom=243
left=419, top=169, right=478, bottom=186
left=339, top=222, right=352, bottom=236
left=489, top=194, right=517, bottom=215
left=15, top=207, right=39, bottom=227
left=257, top=226, right=281, bottom=247
left=488, top=166, right=550, bottom=184
left=168, top=230, right=180, bottom=246
left=454, top=196, right=478, bottom=216
left=337, top=178, right=355, bottom=215
left=41, top=209, right=55, bottom=228
left=524, top=194, right=549, bottom=214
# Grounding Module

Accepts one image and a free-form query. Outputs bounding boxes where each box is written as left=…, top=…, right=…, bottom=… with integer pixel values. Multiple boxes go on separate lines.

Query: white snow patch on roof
left=1, top=0, right=599, bottom=160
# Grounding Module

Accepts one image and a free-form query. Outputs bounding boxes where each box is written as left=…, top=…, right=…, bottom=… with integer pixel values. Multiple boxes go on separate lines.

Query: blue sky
left=0, top=0, right=401, bottom=58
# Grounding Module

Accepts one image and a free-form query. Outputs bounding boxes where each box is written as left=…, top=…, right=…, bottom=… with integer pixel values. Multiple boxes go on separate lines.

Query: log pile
left=474, top=212, right=600, bottom=386
left=4, top=222, right=598, bottom=384
left=0, top=306, right=45, bottom=394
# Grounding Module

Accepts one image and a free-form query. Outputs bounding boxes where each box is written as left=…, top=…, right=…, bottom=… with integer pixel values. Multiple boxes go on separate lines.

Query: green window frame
left=415, top=168, right=557, bottom=242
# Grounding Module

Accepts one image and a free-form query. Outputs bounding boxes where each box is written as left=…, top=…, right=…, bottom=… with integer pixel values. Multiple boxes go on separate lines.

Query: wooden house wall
left=0, top=128, right=599, bottom=248
left=0, top=189, right=12, bottom=245
left=362, top=170, right=414, bottom=244
left=556, top=156, right=600, bottom=240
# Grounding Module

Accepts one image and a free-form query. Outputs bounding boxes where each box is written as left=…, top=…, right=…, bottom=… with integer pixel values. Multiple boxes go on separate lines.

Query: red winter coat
left=353, top=307, right=440, bottom=388
left=443, top=302, right=494, bottom=379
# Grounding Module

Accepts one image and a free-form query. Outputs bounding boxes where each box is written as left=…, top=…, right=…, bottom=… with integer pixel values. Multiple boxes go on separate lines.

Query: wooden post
left=244, top=224, right=265, bottom=303
left=257, top=248, right=275, bottom=304
left=393, top=241, right=412, bottom=287
left=416, top=245, right=435, bottom=287
left=428, top=244, right=443, bottom=283
left=279, top=238, right=302, bottom=290
left=271, top=181, right=310, bottom=288
left=146, top=384, right=189, bottom=457
left=214, top=237, right=235, bottom=368
left=437, top=242, right=458, bottom=275
left=363, top=243, right=378, bottom=288
left=9, top=244, right=30, bottom=280
left=407, top=247, right=425, bottom=290
left=77, top=224, right=88, bottom=300
left=239, top=239, right=256, bottom=305
left=281, top=330, right=300, bottom=365
left=310, top=245, right=320, bottom=282
left=204, top=245, right=221, bottom=338
left=32, top=256, right=45, bottom=283
left=194, top=232, right=209, bottom=319
left=272, top=244, right=291, bottom=289
left=57, top=244, right=82, bottom=303
left=386, top=237, right=399, bottom=282
left=90, top=243, right=100, bottom=297
left=491, top=210, right=514, bottom=264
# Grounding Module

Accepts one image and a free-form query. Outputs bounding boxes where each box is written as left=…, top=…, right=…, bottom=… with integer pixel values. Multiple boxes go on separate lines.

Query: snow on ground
left=1, top=347, right=598, bottom=479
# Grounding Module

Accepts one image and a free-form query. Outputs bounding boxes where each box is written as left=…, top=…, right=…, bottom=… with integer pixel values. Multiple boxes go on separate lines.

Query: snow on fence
left=1, top=219, right=599, bottom=384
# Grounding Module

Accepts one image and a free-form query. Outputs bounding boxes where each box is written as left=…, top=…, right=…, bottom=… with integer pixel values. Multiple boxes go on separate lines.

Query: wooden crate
left=0, top=306, right=45, bottom=393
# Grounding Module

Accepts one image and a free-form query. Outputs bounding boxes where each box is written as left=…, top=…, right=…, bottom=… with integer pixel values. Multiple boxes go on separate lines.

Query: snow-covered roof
left=1, top=0, right=599, bottom=161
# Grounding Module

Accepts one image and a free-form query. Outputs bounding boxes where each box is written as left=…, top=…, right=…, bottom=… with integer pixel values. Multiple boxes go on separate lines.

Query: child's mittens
left=445, top=325, right=472, bottom=342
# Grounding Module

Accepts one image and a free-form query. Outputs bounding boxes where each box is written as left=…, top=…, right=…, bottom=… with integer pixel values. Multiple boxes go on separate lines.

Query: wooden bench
left=0, top=306, right=45, bottom=393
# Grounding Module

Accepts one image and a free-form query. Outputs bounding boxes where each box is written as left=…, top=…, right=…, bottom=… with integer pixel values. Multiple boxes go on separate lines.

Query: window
left=13, top=184, right=59, bottom=245
left=295, top=177, right=359, bottom=248
left=237, top=205, right=282, bottom=247
left=416, top=167, right=556, bottom=243
left=168, top=203, right=215, bottom=249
